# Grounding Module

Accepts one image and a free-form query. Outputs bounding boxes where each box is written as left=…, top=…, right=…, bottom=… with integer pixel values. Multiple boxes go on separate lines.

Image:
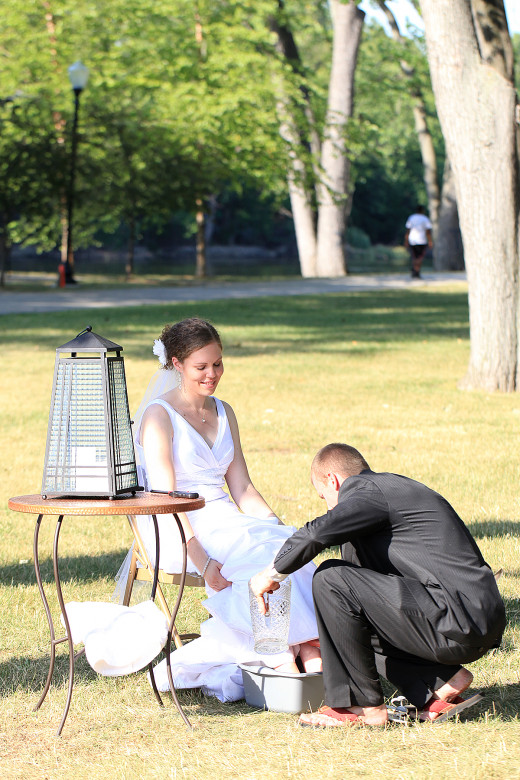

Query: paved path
left=0, top=272, right=467, bottom=316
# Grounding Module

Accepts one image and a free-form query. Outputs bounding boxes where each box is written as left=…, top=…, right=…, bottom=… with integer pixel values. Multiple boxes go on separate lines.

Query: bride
left=129, top=317, right=321, bottom=701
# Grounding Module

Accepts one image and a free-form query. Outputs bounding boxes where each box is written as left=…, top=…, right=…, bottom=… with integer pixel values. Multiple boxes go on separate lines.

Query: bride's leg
left=274, top=644, right=300, bottom=674
left=299, top=641, right=322, bottom=673
left=275, top=661, right=300, bottom=674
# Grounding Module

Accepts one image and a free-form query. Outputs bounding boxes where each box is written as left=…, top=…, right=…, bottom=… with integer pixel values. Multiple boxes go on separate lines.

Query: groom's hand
left=249, top=570, right=280, bottom=615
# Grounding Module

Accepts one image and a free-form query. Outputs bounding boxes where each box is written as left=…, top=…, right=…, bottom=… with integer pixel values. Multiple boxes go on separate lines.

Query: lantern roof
left=57, top=326, right=123, bottom=354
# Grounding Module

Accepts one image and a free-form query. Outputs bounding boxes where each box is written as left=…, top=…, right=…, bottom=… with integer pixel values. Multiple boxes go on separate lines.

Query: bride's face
left=174, top=341, right=224, bottom=396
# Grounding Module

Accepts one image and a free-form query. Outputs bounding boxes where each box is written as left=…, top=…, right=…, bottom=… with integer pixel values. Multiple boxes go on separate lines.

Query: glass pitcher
left=248, top=578, right=291, bottom=654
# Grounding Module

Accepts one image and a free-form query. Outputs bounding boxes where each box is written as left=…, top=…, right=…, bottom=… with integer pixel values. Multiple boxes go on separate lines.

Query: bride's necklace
left=179, top=392, right=207, bottom=423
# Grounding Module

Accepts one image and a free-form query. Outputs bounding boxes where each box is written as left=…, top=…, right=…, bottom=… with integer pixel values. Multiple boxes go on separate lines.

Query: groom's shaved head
left=311, top=443, right=369, bottom=482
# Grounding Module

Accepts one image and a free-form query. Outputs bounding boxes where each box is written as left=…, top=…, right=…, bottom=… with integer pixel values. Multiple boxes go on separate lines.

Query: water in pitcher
left=248, top=578, right=291, bottom=654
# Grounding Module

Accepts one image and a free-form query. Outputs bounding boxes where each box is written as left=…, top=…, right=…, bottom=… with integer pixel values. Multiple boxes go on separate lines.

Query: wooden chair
left=123, top=515, right=205, bottom=649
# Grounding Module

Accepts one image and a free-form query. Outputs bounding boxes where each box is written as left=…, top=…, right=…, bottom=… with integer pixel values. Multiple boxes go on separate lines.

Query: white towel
left=61, top=600, right=169, bottom=677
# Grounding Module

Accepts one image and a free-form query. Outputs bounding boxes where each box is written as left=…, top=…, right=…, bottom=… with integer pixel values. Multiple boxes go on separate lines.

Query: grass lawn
left=0, top=286, right=518, bottom=779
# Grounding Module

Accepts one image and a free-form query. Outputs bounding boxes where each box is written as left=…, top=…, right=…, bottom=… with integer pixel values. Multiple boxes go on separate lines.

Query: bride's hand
left=204, top=560, right=232, bottom=591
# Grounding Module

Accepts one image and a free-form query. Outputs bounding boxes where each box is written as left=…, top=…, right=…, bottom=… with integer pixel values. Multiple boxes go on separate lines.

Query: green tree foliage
left=0, top=0, right=287, bottom=272
left=0, top=96, right=65, bottom=284
left=0, top=0, right=447, bottom=275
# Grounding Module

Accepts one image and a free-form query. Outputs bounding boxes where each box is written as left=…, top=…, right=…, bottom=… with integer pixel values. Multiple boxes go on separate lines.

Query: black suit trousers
left=312, top=560, right=490, bottom=709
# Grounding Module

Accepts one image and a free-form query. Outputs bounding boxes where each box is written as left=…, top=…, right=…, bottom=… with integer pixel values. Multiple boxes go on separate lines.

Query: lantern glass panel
left=43, top=360, right=110, bottom=494
left=107, top=358, right=138, bottom=492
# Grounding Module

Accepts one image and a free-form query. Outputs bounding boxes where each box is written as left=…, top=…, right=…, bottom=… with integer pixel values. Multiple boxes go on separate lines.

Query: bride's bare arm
left=222, top=402, right=281, bottom=522
left=141, top=405, right=178, bottom=494
left=141, top=405, right=231, bottom=591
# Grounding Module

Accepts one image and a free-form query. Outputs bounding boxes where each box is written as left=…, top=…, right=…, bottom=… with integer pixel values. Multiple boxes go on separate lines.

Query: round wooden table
left=8, top=492, right=205, bottom=736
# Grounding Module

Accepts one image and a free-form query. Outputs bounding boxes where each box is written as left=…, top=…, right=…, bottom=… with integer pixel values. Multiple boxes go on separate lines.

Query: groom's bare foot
left=419, top=667, right=474, bottom=721
left=434, top=667, right=473, bottom=701
left=299, top=703, right=388, bottom=727
left=348, top=703, right=389, bottom=726
left=299, top=641, right=323, bottom=673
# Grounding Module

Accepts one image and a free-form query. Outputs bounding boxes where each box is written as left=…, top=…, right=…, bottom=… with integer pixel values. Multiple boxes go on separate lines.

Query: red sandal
left=419, top=693, right=482, bottom=723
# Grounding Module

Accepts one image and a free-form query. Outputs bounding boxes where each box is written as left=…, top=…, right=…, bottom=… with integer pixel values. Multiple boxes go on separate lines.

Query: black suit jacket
left=274, top=470, right=505, bottom=648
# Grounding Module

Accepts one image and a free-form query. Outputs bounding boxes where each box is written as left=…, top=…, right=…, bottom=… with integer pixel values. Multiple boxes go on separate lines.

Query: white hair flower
left=152, top=338, right=168, bottom=367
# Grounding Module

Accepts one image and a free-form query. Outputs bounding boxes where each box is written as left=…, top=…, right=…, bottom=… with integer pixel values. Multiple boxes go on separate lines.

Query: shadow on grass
left=0, top=647, right=247, bottom=716
left=466, top=519, right=520, bottom=539
left=0, top=652, right=98, bottom=697
left=473, top=681, right=520, bottom=721
left=502, top=596, right=520, bottom=633
left=499, top=569, right=520, bottom=579
left=140, top=679, right=520, bottom=721
left=0, top=551, right=127, bottom=587
left=0, top=290, right=470, bottom=360
left=379, top=674, right=520, bottom=723
left=3, top=652, right=519, bottom=724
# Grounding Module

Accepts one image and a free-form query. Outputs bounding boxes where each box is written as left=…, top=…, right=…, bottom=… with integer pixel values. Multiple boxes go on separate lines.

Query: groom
left=250, top=443, right=506, bottom=727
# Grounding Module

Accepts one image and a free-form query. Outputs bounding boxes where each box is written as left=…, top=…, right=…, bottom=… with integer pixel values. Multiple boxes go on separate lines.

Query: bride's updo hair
left=160, top=318, right=222, bottom=368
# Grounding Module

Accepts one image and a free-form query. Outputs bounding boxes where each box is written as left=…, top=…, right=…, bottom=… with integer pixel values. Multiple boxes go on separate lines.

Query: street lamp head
left=68, top=61, right=89, bottom=94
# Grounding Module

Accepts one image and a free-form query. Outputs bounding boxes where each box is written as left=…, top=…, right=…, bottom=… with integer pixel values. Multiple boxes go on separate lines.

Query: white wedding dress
left=135, top=397, right=319, bottom=702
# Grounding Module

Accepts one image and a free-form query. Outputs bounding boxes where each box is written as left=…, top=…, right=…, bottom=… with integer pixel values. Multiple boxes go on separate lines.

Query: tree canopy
left=1, top=0, right=439, bottom=274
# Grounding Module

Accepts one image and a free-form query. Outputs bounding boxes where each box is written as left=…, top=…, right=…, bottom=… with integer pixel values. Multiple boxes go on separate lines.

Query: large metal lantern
left=41, top=326, right=142, bottom=499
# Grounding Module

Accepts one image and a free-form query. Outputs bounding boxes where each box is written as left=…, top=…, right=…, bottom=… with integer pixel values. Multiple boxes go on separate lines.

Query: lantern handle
left=76, top=326, right=93, bottom=337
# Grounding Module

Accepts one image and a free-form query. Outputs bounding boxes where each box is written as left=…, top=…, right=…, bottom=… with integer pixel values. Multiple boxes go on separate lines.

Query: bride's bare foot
left=299, top=640, right=323, bottom=673
left=419, top=667, right=474, bottom=721
left=275, top=661, right=300, bottom=674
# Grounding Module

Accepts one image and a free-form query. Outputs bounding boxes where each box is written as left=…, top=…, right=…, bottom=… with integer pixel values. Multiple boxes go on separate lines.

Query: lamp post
left=60, top=61, right=89, bottom=287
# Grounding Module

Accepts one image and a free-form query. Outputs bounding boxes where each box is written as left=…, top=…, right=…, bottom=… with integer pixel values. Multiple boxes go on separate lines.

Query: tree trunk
left=271, top=1, right=363, bottom=277
left=205, top=194, right=218, bottom=246
left=268, top=3, right=321, bottom=166
left=434, top=156, right=464, bottom=270
left=420, top=0, right=519, bottom=391
left=378, top=0, right=464, bottom=266
left=126, top=213, right=135, bottom=281
left=0, top=215, right=10, bottom=287
left=270, top=4, right=318, bottom=277
left=316, top=0, right=364, bottom=277
left=377, top=2, right=440, bottom=235
left=411, top=100, right=439, bottom=234
left=203, top=193, right=219, bottom=276
left=284, top=135, right=318, bottom=277
left=60, top=212, right=68, bottom=265
left=195, top=198, right=206, bottom=278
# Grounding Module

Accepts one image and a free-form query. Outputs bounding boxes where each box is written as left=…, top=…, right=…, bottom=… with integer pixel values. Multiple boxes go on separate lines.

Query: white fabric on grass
left=61, top=600, right=168, bottom=676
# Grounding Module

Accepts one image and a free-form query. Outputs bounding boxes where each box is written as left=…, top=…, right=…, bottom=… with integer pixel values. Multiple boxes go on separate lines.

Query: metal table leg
left=33, top=514, right=57, bottom=712
left=33, top=514, right=74, bottom=736
left=147, top=513, right=164, bottom=707
left=53, top=516, right=75, bottom=736
left=147, top=514, right=191, bottom=727
left=164, top=513, right=191, bottom=727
